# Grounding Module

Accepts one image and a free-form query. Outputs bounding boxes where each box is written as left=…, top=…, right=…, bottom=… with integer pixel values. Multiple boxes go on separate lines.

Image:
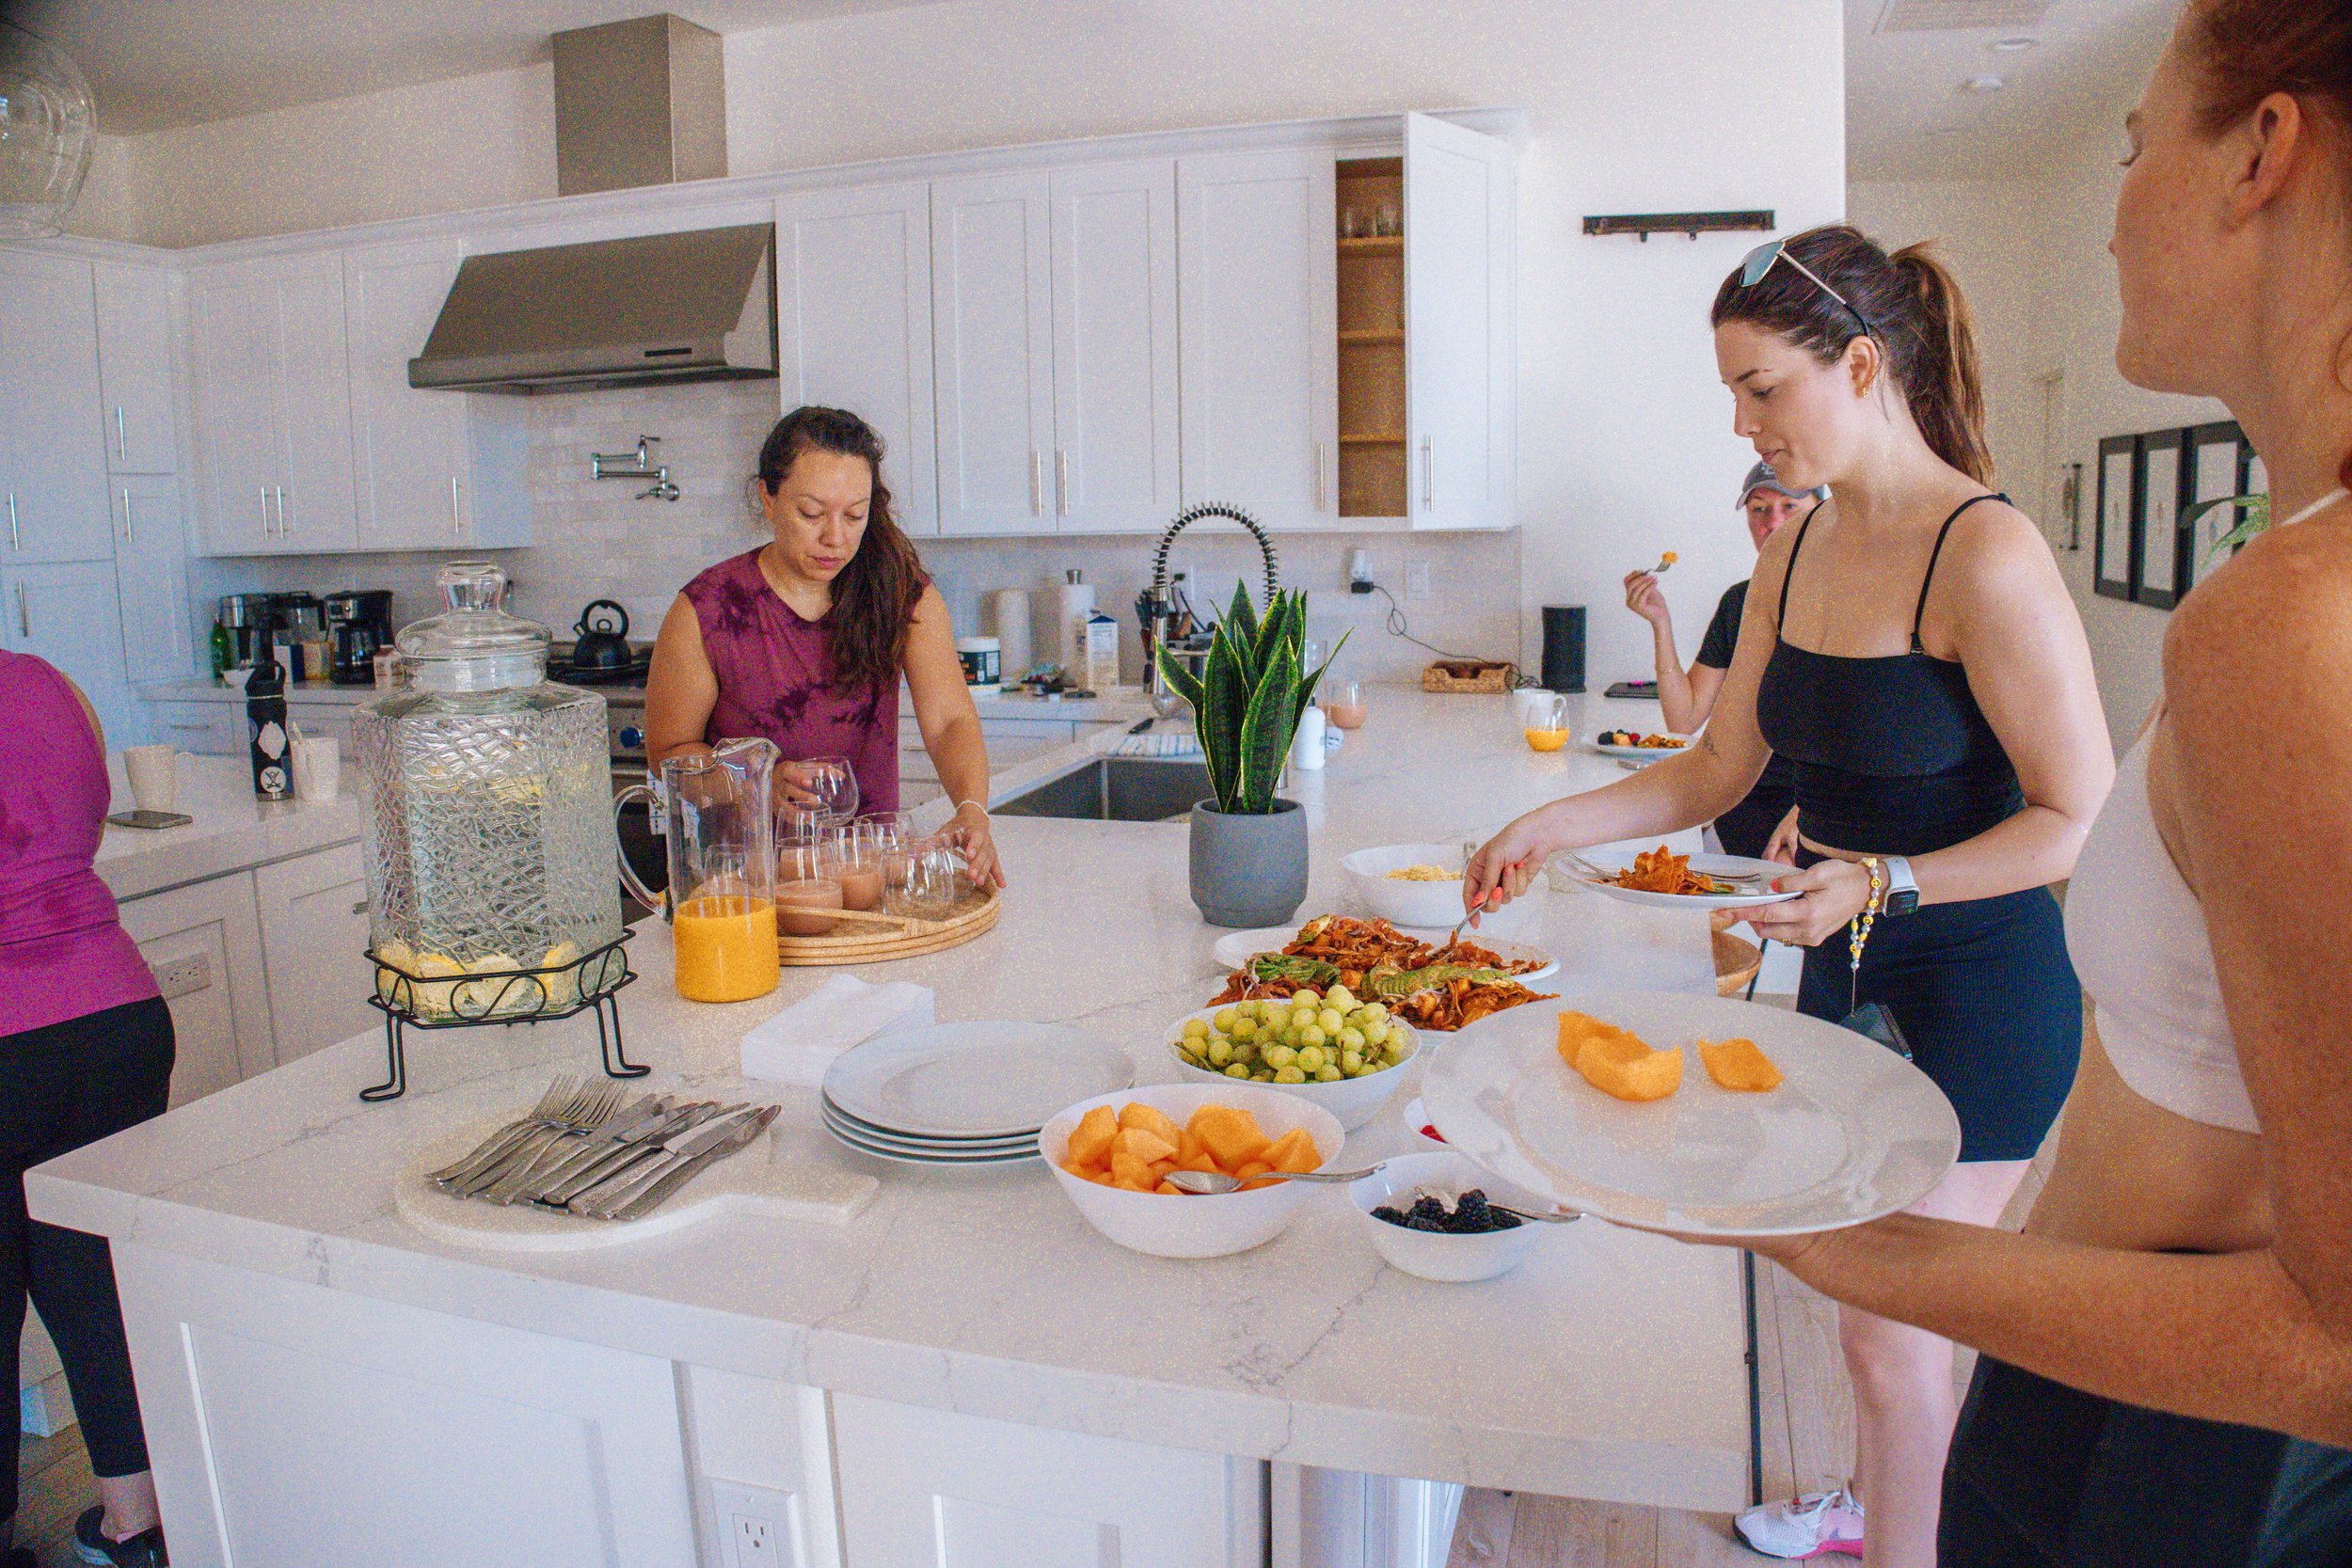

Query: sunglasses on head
left=1740, top=238, right=1873, bottom=341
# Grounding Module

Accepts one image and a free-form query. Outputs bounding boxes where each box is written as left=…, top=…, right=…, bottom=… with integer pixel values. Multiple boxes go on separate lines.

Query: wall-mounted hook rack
left=1582, top=210, right=1776, bottom=242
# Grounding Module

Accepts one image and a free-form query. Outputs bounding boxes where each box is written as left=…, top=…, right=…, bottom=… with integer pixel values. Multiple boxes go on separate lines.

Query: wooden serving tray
left=776, top=881, right=1001, bottom=966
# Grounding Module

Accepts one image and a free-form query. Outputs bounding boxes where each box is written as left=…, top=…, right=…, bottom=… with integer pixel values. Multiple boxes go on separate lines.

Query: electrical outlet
left=711, top=1481, right=799, bottom=1568
left=1405, top=561, right=1433, bottom=602
left=150, top=952, right=211, bottom=1002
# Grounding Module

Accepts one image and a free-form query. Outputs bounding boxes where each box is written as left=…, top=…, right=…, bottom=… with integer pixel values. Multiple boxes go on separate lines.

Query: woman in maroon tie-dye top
left=644, top=407, right=1004, bottom=887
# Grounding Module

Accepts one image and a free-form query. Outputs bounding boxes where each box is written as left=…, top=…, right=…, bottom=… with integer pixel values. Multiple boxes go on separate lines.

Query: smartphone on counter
left=106, top=810, right=193, bottom=831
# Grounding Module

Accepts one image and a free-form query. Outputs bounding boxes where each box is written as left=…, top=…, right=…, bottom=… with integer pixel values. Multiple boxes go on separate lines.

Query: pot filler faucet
left=591, top=435, right=681, bottom=501
left=1140, top=503, right=1282, bottom=714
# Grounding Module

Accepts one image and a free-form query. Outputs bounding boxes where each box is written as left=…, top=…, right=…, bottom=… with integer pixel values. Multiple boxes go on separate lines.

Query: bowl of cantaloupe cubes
left=1042, top=1085, right=1346, bottom=1258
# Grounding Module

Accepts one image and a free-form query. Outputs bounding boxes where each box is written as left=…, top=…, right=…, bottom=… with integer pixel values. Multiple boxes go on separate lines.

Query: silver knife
left=480, top=1095, right=673, bottom=1206
left=571, top=1105, right=766, bottom=1219
left=442, top=1091, right=639, bottom=1199
left=535, top=1102, right=721, bottom=1209
left=604, top=1107, right=779, bottom=1222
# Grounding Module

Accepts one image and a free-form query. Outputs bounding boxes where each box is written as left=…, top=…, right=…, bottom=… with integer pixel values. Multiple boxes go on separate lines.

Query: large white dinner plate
left=823, top=1022, right=1132, bottom=1140
left=1211, top=927, right=1560, bottom=984
left=1568, top=848, right=1800, bottom=911
left=1591, top=734, right=1692, bottom=763
left=822, top=1114, right=1041, bottom=1167
left=818, top=1095, right=1041, bottom=1152
left=1423, top=990, right=1960, bottom=1235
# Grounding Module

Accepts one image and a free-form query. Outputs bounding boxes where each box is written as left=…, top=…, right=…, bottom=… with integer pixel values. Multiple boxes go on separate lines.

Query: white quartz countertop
left=37, top=689, right=1752, bottom=1510
left=96, top=753, right=363, bottom=902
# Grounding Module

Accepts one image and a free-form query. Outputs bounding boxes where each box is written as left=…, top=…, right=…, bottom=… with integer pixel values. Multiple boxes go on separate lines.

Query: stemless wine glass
left=884, top=837, right=961, bottom=921
left=803, top=756, right=860, bottom=826
left=1323, top=678, right=1368, bottom=731
left=773, top=843, right=844, bottom=937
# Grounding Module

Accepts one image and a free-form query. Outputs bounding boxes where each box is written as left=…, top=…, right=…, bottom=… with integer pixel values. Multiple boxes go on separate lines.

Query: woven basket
left=1421, top=659, right=1518, bottom=695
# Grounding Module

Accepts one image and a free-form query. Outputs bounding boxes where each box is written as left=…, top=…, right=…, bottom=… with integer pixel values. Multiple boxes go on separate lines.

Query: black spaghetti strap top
left=1755, top=495, right=2026, bottom=855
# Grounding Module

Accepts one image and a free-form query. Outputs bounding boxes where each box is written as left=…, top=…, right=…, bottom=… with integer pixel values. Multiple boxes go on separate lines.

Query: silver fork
left=476, top=1093, right=666, bottom=1206
left=445, top=1080, right=627, bottom=1198
left=431, top=1076, right=580, bottom=1186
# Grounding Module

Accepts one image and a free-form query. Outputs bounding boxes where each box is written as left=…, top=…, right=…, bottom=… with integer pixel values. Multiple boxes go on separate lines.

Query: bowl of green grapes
left=1165, top=987, right=1418, bottom=1131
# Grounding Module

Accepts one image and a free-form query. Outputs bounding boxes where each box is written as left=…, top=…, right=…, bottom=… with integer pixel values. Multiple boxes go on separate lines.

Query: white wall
left=87, top=0, right=1847, bottom=693
left=1851, top=82, right=2230, bottom=750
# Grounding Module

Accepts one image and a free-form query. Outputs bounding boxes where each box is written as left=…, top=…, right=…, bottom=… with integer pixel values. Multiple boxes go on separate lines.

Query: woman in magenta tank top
left=644, top=407, right=1005, bottom=888
left=0, top=652, right=176, bottom=1565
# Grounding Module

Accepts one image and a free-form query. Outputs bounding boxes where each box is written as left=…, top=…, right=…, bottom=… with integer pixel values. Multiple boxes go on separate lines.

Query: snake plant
left=2186, top=491, right=2270, bottom=567
left=1155, top=582, right=1344, bottom=815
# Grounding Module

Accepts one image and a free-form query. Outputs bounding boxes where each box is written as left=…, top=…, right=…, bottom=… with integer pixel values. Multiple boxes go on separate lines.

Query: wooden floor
left=13, top=1424, right=93, bottom=1567
left=1447, top=1150, right=2055, bottom=1568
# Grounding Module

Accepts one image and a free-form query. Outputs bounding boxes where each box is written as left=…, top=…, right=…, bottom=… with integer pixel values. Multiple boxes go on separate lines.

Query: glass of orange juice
left=1524, top=692, right=1570, bottom=752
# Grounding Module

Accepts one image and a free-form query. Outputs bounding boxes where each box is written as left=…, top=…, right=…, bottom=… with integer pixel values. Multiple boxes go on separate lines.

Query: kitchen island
left=30, top=689, right=1751, bottom=1568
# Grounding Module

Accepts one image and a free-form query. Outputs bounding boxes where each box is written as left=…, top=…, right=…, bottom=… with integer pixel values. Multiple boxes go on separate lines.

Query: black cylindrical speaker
left=1541, top=606, right=1586, bottom=692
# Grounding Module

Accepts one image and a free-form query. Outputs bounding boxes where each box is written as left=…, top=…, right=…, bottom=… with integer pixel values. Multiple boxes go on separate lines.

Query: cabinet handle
left=275, top=484, right=288, bottom=535
left=1055, top=449, right=1069, bottom=516
left=261, top=485, right=271, bottom=536
left=350, top=898, right=371, bottom=916
left=1029, top=451, right=1043, bottom=515
left=1421, top=437, right=1434, bottom=508
left=15, top=585, right=27, bottom=639
left=452, top=474, right=463, bottom=538
left=122, top=487, right=134, bottom=546
left=115, top=405, right=127, bottom=461
left=1315, top=442, right=1328, bottom=512
left=7, top=492, right=16, bottom=551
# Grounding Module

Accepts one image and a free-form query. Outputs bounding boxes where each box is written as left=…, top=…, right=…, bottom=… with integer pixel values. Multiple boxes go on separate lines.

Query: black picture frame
left=2094, top=434, right=2138, bottom=601
left=2134, top=428, right=2186, bottom=610
left=2185, top=420, right=2247, bottom=594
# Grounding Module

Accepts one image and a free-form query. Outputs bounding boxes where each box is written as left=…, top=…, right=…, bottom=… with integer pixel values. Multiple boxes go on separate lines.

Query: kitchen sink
left=993, top=758, right=1211, bottom=823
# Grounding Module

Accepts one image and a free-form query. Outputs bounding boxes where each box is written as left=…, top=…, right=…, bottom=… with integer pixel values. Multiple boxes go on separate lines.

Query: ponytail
left=1889, top=243, right=1993, bottom=487
left=1711, top=225, right=1998, bottom=487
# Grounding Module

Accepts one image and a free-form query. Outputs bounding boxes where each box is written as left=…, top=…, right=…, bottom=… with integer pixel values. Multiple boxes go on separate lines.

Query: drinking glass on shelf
left=1322, top=678, right=1368, bottom=731
left=1340, top=206, right=1365, bottom=239
left=1375, top=202, right=1401, bottom=238
left=774, top=844, right=845, bottom=937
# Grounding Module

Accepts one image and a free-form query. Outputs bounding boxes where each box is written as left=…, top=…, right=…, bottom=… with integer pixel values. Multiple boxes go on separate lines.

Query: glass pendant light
left=0, top=20, right=93, bottom=239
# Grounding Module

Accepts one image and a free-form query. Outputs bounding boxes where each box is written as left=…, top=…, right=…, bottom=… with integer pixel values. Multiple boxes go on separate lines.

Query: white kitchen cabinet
left=0, top=250, right=115, bottom=564
left=284, top=695, right=361, bottom=753
left=115, top=1246, right=697, bottom=1568
left=254, top=841, right=377, bottom=1063
left=931, top=171, right=1057, bottom=537
left=189, top=252, right=359, bottom=556
left=1402, top=114, right=1514, bottom=531
left=344, top=239, right=530, bottom=552
left=832, top=1393, right=1263, bottom=1568
left=113, top=478, right=196, bottom=684
left=3, top=560, right=139, bottom=745
left=1050, top=160, right=1181, bottom=534
left=92, top=262, right=181, bottom=478
left=774, top=182, right=939, bottom=535
left=1176, top=150, right=1339, bottom=530
left=148, top=700, right=242, bottom=755
left=117, top=871, right=278, bottom=1102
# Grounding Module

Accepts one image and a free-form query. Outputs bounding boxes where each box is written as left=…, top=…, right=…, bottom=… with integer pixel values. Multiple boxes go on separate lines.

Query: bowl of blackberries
left=1348, top=1151, right=1559, bottom=1282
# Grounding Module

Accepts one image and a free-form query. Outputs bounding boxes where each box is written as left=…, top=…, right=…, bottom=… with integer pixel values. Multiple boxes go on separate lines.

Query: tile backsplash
left=184, top=381, right=1521, bottom=684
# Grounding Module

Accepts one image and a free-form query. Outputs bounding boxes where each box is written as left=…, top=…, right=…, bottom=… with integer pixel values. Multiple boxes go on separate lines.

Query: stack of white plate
left=819, top=1022, right=1135, bottom=1168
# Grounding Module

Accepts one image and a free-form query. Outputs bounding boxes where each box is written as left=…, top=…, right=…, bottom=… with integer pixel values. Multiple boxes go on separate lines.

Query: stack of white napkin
left=740, top=974, right=936, bottom=1086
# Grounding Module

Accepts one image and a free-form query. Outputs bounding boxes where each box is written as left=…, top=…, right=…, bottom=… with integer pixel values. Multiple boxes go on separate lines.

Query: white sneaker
left=1735, top=1485, right=1865, bottom=1559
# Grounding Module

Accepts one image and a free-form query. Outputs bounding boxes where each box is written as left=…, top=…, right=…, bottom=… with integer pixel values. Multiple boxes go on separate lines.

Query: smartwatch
left=1881, top=855, right=1920, bottom=916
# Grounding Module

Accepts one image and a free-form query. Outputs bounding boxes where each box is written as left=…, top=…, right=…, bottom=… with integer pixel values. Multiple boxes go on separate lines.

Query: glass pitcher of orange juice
left=614, top=738, right=781, bottom=1003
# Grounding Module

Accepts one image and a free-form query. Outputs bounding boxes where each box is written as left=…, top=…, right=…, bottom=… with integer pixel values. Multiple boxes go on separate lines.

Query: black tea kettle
left=570, top=600, right=634, bottom=673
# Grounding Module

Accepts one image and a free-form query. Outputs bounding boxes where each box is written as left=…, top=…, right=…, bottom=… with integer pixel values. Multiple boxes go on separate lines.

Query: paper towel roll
left=986, top=589, right=1032, bottom=680
left=1040, top=576, right=1095, bottom=674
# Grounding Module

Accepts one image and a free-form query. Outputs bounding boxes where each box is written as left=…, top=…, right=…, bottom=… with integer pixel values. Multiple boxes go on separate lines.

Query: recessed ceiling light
left=1960, top=74, right=2009, bottom=93
left=1990, top=36, right=2039, bottom=52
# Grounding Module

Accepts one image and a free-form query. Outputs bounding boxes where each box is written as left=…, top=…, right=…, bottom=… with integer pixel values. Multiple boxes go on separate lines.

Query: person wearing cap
left=1619, top=463, right=1823, bottom=858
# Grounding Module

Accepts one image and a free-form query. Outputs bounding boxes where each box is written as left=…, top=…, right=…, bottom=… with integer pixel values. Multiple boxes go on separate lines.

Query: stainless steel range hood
left=406, top=224, right=776, bottom=394
left=406, top=14, right=774, bottom=395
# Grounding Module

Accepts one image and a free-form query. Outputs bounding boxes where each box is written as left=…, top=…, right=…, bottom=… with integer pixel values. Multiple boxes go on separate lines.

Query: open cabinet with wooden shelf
left=1336, top=156, right=1407, bottom=519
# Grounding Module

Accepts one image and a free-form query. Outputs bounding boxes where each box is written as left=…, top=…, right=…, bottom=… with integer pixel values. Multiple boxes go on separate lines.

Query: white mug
left=122, top=744, right=183, bottom=814
left=291, top=736, right=342, bottom=800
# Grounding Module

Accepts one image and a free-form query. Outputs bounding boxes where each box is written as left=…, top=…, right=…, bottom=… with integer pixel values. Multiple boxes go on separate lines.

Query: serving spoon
left=1165, top=1164, right=1386, bottom=1195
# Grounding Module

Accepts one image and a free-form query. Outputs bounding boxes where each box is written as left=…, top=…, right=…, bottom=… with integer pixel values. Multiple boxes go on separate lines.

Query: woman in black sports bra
left=1469, top=226, right=2114, bottom=1566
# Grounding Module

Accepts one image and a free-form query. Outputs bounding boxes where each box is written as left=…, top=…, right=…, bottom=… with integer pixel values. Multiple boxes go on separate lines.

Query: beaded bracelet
left=1847, top=855, right=1886, bottom=1013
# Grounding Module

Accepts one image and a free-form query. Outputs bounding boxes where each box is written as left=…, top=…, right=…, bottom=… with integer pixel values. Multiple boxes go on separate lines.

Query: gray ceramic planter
left=1189, top=798, right=1309, bottom=928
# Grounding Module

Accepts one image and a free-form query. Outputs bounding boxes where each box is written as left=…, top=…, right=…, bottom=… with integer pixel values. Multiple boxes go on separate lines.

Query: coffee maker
left=323, top=590, right=395, bottom=686
left=215, top=594, right=276, bottom=669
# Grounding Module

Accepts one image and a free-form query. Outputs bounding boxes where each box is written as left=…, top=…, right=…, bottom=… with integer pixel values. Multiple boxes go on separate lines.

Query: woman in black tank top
left=1468, top=227, right=2114, bottom=1565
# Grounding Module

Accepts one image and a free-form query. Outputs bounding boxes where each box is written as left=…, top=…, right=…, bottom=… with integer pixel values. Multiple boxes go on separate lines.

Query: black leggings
left=1, top=995, right=175, bottom=1519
